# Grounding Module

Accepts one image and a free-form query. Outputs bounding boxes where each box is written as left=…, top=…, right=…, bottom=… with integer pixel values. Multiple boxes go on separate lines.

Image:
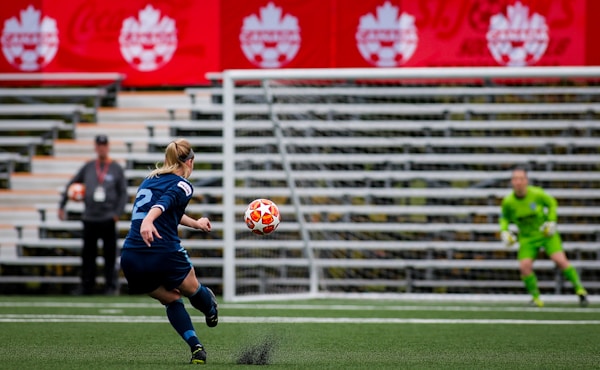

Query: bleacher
left=0, top=67, right=599, bottom=298
left=0, top=73, right=123, bottom=188
left=0, top=72, right=127, bottom=293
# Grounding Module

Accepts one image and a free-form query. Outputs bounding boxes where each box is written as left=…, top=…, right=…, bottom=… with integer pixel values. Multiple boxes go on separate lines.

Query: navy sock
left=188, top=285, right=215, bottom=316
left=165, top=299, right=201, bottom=349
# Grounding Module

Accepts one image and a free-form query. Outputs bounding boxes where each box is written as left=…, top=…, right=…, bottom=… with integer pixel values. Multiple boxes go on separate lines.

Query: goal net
left=217, top=67, right=600, bottom=302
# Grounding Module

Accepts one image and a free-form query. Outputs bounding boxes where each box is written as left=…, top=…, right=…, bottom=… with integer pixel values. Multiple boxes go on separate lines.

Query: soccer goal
left=219, top=66, right=600, bottom=302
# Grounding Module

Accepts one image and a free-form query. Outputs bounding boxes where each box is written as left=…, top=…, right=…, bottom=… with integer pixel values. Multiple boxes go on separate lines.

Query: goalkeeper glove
left=539, top=221, right=557, bottom=237
left=501, top=231, right=517, bottom=248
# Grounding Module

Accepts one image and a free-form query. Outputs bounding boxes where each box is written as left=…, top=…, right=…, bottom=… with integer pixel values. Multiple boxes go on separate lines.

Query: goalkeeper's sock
left=165, top=299, right=201, bottom=349
left=522, top=273, right=541, bottom=299
left=562, top=265, right=585, bottom=293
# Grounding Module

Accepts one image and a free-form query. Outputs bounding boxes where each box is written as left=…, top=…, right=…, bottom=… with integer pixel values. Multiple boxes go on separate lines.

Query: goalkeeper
left=499, top=167, right=588, bottom=307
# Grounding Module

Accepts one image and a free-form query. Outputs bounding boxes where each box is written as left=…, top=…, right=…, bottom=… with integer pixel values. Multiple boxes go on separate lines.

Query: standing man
left=499, top=166, right=588, bottom=307
left=59, top=134, right=128, bottom=295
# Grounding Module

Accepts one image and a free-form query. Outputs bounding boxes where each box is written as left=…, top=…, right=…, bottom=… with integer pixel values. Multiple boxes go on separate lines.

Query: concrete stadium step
left=52, top=138, right=148, bottom=156
left=117, top=90, right=190, bottom=108
left=75, top=122, right=150, bottom=139
left=0, top=206, right=41, bottom=224
left=0, top=189, right=61, bottom=206
left=30, top=156, right=130, bottom=175
left=10, top=173, right=70, bottom=190
left=97, top=107, right=189, bottom=121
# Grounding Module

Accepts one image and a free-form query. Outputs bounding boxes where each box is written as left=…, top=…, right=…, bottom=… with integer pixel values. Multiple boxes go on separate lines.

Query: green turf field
left=0, top=295, right=598, bottom=369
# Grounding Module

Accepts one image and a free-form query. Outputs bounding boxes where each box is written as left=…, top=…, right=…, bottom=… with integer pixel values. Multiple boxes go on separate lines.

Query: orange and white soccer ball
left=244, top=198, right=281, bottom=235
left=67, top=183, right=85, bottom=202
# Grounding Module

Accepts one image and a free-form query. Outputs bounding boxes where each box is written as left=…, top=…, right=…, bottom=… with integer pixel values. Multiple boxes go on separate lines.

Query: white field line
left=0, top=314, right=599, bottom=325
left=0, top=301, right=599, bottom=314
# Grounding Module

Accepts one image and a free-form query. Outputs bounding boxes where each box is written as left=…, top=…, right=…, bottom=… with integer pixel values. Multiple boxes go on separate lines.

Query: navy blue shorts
left=120, top=248, right=193, bottom=294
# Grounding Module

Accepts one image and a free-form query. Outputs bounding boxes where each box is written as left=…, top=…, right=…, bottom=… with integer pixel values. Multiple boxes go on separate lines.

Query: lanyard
left=95, top=160, right=111, bottom=185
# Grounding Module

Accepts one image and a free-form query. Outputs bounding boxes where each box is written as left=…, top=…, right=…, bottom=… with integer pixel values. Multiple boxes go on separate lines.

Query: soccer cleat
left=576, top=289, right=589, bottom=307
left=190, top=344, right=206, bottom=364
left=205, top=287, right=218, bottom=328
left=530, top=297, right=544, bottom=308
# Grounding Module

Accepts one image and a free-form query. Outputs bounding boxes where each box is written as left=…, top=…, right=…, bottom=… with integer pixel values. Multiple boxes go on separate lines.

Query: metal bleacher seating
left=1, top=67, right=599, bottom=296
left=0, top=72, right=124, bottom=191
left=0, top=73, right=129, bottom=292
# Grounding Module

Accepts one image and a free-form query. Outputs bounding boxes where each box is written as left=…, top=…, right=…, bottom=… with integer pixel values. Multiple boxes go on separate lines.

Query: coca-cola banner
left=223, top=0, right=586, bottom=70
left=0, top=0, right=595, bottom=87
left=0, top=0, right=219, bottom=86
left=334, top=0, right=586, bottom=67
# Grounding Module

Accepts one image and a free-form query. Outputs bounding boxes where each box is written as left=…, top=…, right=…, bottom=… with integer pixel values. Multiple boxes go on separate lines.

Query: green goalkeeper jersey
left=499, top=186, right=558, bottom=238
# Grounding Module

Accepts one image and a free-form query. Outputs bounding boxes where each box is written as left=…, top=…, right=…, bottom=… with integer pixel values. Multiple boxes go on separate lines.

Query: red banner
left=335, top=0, right=586, bottom=67
left=0, top=0, right=219, bottom=86
left=221, top=0, right=586, bottom=70
left=0, top=0, right=594, bottom=87
left=220, top=1, right=333, bottom=70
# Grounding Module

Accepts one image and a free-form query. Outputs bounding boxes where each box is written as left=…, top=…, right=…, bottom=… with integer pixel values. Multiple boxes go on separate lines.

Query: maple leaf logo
left=1, top=5, right=59, bottom=71
left=356, top=1, right=418, bottom=67
left=239, top=2, right=301, bottom=68
left=119, top=4, right=178, bottom=72
left=486, top=1, right=549, bottom=66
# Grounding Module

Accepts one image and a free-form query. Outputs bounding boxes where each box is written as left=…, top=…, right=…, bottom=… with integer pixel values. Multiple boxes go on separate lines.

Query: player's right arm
left=499, top=198, right=517, bottom=247
left=140, top=206, right=163, bottom=247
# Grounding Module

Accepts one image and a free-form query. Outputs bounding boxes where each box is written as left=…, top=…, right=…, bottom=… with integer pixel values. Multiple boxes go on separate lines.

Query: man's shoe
left=577, top=289, right=589, bottom=307
left=71, top=286, right=93, bottom=296
left=190, top=344, right=206, bottom=364
left=205, top=287, right=218, bottom=328
left=104, top=287, right=118, bottom=296
left=530, top=297, right=544, bottom=308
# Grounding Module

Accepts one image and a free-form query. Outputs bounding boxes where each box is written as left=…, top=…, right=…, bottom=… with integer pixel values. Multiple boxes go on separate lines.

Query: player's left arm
left=538, top=188, right=558, bottom=236
left=180, top=214, right=211, bottom=232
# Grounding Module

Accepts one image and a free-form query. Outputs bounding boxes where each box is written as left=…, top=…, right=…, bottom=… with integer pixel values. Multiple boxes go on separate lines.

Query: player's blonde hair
left=148, top=138, right=195, bottom=179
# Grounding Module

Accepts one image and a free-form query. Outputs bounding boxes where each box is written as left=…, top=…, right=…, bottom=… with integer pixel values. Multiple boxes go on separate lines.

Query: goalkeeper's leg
left=548, top=239, right=589, bottom=306
left=519, top=258, right=543, bottom=307
left=521, top=273, right=543, bottom=307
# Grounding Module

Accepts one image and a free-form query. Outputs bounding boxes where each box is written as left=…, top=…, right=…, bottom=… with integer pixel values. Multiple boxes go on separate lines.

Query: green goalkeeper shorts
left=518, top=233, right=563, bottom=260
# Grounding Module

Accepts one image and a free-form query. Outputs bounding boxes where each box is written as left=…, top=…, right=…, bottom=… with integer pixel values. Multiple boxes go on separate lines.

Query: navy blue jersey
left=123, top=173, right=193, bottom=251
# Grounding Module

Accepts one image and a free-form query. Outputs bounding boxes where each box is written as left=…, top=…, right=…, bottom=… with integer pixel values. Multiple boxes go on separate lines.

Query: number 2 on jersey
left=131, top=189, right=152, bottom=220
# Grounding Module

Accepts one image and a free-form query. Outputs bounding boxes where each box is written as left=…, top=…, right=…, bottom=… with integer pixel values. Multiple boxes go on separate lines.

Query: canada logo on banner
left=356, top=1, right=418, bottom=67
left=119, top=4, right=178, bottom=72
left=486, top=1, right=549, bottom=66
left=239, top=2, right=301, bottom=68
left=0, top=5, right=59, bottom=71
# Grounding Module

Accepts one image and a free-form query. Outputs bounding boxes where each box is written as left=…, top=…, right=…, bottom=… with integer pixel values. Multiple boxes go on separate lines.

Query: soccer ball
left=244, top=198, right=281, bottom=235
left=67, top=183, right=85, bottom=202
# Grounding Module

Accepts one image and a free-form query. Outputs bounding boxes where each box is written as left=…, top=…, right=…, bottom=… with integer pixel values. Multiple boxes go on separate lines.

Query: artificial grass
left=0, top=296, right=598, bottom=369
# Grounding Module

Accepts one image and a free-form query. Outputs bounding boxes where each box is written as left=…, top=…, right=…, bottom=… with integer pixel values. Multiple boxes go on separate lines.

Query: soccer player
left=499, top=167, right=588, bottom=307
left=120, top=139, right=218, bottom=364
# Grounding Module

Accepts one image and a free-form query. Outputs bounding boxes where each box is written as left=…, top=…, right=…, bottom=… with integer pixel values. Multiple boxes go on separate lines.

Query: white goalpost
left=219, top=66, right=600, bottom=303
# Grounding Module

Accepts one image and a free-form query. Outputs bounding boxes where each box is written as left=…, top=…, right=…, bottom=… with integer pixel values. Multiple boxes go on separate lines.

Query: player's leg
left=546, top=234, right=588, bottom=306
left=123, top=248, right=208, bottom=364
left=179, top=269, right=219, bottom=328
left=80, top=221, right=99, bottom=294
left=518, top=240, right=543, bottom=307
left=519, top=258, right=543, bottom=307
left=164, top=250, right=213, bottom=363
left=100, top=219, right=118, bottom=294
left=150, top=286, right=206, bottom=364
